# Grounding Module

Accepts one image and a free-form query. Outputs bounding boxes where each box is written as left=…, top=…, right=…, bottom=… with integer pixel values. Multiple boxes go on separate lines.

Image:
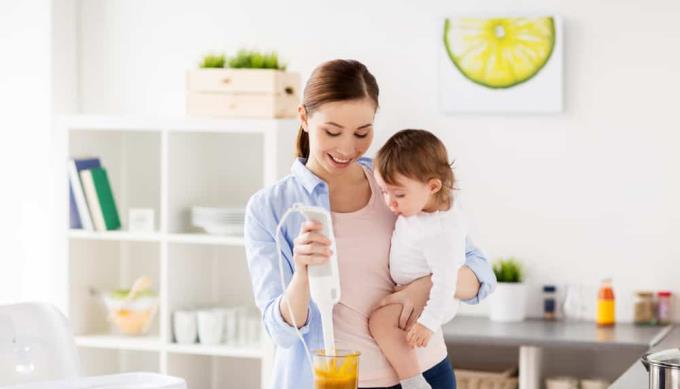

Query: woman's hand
left=280, top=220, right=332, bottom=329
left=377, top=276, right=432, bottom=331
left=407, top=323, right=433, bottom=348
left=292, top=221, right=332, bottom=273
left=375, top=266, right=481, bottom=330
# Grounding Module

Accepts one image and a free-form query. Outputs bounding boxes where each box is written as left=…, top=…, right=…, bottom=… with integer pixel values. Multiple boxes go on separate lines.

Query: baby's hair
left=375, top=129, right=455, bottom=207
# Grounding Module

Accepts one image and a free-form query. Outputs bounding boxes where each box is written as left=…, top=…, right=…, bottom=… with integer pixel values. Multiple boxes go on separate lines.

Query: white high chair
left=0, top=303, right=185, bottom=389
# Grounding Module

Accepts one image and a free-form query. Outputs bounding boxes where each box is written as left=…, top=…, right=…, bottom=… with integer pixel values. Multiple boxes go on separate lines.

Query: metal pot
left=641, top=348, right=680, bottom=389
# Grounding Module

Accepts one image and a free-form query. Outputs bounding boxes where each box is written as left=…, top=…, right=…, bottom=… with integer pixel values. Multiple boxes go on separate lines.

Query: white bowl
left=103, top=294, right=158, bottom=336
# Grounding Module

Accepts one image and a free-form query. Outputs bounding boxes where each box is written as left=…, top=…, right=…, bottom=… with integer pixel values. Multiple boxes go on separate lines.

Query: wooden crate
left=186, top=69, right=301, bottom=118
left=186, top=92, right=299, bottom=118
left=456, top=367, right=518, bottom=389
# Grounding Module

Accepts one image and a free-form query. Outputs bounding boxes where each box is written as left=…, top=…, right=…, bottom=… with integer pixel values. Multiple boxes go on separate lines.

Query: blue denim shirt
left=244, top=157, right=497, bottom=389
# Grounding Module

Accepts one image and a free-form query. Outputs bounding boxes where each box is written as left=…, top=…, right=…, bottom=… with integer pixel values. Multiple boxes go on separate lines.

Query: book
left=68, top=158, right=101, bottom=230
left=68, top=186, right=81, bottom=229
left=80, top=167, right=121, bottom=231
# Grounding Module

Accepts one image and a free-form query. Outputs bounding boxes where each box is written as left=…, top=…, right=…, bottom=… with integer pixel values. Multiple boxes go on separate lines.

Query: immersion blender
left=294, top=205, right=341, bottom=356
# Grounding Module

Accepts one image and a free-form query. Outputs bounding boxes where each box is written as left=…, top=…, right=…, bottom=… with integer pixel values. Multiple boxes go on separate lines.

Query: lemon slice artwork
left=444, top=16, right=556, bottom=89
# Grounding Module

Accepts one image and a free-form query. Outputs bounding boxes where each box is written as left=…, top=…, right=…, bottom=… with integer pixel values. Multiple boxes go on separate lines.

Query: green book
left=81, top=167, right=121, bottom=231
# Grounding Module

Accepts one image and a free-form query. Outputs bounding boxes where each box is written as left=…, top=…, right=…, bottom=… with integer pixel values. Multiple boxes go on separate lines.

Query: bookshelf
left=59, top=115, right=298, bottom=389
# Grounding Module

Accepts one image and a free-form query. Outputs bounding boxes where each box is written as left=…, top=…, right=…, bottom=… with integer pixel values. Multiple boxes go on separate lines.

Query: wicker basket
left=455, top=367, right=518, bottom=389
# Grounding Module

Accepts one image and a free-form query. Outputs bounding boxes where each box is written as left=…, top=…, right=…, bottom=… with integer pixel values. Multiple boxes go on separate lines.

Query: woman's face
left=300, top=98, right=375, bottom=178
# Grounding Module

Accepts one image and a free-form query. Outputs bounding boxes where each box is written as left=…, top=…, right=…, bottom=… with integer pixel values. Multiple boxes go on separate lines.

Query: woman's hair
left=375, top=129, right=455, bottom=207
left=296, top=59, right=379, bottom=158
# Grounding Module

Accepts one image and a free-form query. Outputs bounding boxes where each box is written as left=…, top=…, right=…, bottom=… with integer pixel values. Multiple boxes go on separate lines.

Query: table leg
left=519, top=345, right=543, bottom=389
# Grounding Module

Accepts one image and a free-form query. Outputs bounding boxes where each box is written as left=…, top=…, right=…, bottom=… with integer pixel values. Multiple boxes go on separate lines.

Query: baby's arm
left=416, top=218, right=466, bottom=336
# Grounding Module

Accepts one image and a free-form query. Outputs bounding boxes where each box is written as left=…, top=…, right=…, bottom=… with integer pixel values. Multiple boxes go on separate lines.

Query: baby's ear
left=428, top=178, right=442, bottom=194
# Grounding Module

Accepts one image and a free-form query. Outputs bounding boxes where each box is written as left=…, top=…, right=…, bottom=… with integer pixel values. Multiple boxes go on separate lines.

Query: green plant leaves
left=199, top=50, right=286, bottom=70
left=199, top=54, right=226, bottom=69
left=493, top=257, right=523, bottom=283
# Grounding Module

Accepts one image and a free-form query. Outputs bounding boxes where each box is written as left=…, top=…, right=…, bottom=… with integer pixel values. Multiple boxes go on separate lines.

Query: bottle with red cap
left=657, top=291, right=672, bottom=325
left=596, top=278, right=615, bottom=327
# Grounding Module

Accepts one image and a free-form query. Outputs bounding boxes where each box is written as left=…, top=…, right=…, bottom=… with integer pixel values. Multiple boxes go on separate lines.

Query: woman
left=244, top=59, right=496, bottom=389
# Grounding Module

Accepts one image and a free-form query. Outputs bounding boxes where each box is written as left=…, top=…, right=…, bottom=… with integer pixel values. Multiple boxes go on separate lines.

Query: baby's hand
left=406, top=323, right=433, bottom=348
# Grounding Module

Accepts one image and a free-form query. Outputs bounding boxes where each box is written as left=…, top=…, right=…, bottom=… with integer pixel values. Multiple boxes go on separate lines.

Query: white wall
left=0, top=0, right=54, bottom=305
left=78, top=0, right=680, bottom=320
left=0, top=0, right=77, bottom=310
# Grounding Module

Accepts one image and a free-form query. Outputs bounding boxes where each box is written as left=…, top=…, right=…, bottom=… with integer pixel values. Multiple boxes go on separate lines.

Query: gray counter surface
left=610, top=326, right=680, bottom=388
left=442, top=316, right=669, bottom=349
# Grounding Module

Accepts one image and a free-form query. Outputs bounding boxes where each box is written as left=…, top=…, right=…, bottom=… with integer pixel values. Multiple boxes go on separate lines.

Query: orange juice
left=596, top=279, right=615, bottom=327
left=313, top=350, right=360, bottom=389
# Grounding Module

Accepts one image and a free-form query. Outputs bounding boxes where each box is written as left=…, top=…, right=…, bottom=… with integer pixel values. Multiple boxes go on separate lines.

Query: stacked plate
left=191, top=207, right=245, bottom=236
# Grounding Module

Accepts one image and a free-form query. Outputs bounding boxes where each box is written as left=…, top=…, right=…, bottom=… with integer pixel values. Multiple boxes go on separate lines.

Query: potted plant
left=489, top=257, right=527, bottom=322
left=186, top=50, right=301, bottom=118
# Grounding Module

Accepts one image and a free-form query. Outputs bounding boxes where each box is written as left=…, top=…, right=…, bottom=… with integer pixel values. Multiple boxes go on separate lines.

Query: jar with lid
left=657, top=291, right=672, bottom=325
left=633, top=291, right=655, bottom=326
left=543, top=285, right=557, bottom=320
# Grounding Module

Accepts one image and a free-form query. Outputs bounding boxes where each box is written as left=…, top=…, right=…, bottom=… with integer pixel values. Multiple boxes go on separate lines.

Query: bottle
left=596, top=279, right=615, bottom=327
left=543, top=285, right=557, bottom=320
left=633, top=291, right=655, bottom=326
left=657, top=291, right=672, bottom=325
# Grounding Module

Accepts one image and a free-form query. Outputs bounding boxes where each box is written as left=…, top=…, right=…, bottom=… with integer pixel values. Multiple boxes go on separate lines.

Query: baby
left=369, top=129, right=466, bottom=389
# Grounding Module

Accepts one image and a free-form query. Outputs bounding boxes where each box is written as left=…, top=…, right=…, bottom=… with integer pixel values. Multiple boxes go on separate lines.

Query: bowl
left=103, top=290, right=158, bottom=336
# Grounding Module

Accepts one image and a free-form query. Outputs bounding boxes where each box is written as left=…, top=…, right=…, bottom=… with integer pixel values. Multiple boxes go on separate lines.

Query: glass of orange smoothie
left=313, top=349, right=360, bottom=389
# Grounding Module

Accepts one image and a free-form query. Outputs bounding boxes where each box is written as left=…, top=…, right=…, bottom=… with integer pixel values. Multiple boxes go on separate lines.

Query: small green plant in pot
left=489, top=257, right=528, bottom=322
left=493, top=257, right=523, bottom=283
left=187, top=49, right=300, bottom=118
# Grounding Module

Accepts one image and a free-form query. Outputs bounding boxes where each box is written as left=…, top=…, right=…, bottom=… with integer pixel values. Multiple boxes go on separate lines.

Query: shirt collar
left=290, top=157, right=374, bottom=194
left=291, top=158, right=326, bottom=194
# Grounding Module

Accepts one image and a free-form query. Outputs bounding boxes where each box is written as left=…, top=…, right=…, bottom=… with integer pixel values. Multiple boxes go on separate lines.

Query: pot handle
left=641, top=354, right=650, bottom=372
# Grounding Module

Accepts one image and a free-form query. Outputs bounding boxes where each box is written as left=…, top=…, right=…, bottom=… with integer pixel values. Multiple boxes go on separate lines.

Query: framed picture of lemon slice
left=440, top=15, right=563, bottom=113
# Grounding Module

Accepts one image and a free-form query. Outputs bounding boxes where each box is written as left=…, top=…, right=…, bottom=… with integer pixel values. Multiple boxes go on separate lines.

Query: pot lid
left=643, top=348, right=680, bottom=368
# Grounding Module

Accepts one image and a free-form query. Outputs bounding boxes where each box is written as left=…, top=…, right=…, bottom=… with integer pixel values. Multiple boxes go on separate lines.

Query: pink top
left=331, top=166, right=448, bottom=387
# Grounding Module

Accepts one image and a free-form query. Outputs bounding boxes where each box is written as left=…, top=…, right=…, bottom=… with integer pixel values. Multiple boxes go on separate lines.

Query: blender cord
left=275, top=207, right=314, bottom=367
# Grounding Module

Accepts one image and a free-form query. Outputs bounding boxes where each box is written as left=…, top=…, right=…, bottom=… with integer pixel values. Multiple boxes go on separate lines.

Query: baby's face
left=374, top=171, right=433, bottom=217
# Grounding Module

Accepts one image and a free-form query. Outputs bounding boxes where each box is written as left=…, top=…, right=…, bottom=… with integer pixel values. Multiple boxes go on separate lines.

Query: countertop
left=610, top=325, right=680, bottom=388
left=442, top=316, right=670, bottom=349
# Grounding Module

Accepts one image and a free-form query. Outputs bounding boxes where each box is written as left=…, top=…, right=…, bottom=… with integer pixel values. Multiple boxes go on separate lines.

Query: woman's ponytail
left=296, top=126, right=310, bottom=159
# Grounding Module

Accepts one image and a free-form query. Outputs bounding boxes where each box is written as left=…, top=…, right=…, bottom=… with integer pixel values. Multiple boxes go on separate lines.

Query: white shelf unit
left=59, top=115, right=298, bottom=389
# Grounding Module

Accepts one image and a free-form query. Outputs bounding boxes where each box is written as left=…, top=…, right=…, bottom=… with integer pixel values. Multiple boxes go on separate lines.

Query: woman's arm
left=244, top=194, right=331, bottom=347
left=461, top=236, right=497, bottom=304
left=455, top=266, right=481, bottom=300
left=279, top=267, right=311, bottom=328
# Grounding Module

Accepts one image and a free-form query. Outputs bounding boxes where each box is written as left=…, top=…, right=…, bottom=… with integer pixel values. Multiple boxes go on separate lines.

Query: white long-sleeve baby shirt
left=389, top=202, right=466, bottom=332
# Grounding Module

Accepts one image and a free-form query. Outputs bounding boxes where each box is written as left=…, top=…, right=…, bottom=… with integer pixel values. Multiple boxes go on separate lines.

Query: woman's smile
left=328, top=153, right=353, bottom=168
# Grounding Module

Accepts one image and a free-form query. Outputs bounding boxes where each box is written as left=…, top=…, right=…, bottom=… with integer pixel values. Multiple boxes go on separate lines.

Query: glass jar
left=657, top=291, right=672, bottom=325
left=633, top=291, right=656, bottom=326
left=543, top=285, right=557, bottom=320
